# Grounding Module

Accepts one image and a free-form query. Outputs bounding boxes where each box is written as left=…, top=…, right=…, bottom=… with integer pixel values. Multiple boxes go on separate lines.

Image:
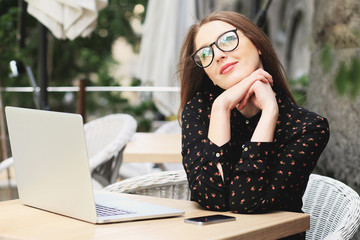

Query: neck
left=238, top=101, right=261, bottom=118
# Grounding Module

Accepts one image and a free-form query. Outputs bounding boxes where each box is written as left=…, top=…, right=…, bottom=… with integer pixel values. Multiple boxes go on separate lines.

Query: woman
left=178, top=11, right=329, bottom=218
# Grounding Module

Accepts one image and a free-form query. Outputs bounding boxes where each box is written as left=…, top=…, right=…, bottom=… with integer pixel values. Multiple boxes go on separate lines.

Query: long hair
left=177, top=11, right=295, bottom=119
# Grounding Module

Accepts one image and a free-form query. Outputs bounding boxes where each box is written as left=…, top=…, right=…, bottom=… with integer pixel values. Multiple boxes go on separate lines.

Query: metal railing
left=1, top=85, right=181, bottom=122
left=1, top=86, right=180, bottom=93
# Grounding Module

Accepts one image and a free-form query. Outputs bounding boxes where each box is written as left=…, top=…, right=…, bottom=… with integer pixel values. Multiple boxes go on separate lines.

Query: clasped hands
left=215, top=68, right=277, bottom=114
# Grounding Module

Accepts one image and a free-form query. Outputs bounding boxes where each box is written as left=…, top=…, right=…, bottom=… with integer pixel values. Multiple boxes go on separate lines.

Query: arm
left=208, top=70, right=274, bottom=183
left=208, top=69, right=273, bottom=146
left=239, top=77, right=278, bottom=142
left=228, top=107, right=330, bottom=213
left=182, top=70, right=275, bottom=211
left=181, top=92, right=231, bottom=211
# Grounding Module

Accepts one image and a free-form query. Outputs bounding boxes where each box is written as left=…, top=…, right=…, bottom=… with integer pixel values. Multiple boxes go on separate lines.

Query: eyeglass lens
left=193, top=29, right=238, bottom=68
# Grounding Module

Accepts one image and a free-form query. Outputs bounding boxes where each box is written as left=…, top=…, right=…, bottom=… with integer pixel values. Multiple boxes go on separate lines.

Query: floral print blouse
left=181, top=90, right=330, bottom=214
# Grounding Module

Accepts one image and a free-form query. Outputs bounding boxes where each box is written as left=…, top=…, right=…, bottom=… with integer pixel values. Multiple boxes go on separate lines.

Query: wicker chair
left=104, top=171, right=360, bottom=238
left=104, top=170, right=190, bottom=200
left=0, top=157, right=13, bottom=174
left=84, top=114, right=137, bottom=187
left=0, top=157, right=14, bottom=187
left=302, top=174, right=360, bottom=240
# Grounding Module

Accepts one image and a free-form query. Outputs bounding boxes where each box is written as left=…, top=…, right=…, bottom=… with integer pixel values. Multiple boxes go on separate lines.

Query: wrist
left=213, top=96, right=233, bottom=113
left=251, top=103, right=278, bottom=142
left=262, top=102, right=279, bottom=119
left=209, top=97, right=232, bottom=146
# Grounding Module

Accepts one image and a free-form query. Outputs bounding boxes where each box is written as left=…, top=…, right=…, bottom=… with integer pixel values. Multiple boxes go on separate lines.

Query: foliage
left=0, top=0, right=163, bottom=131
left=0, top=1, right=38, bottom=108
left=49, top=0, right=149, bottom=114
left=320, top=44, right=333, bottom=73
left=319, top=43, right=360, bottom=99
left=0, top=0, right=148, bottom=89
left=122, top=100, right=157, bottom=132
left=334, top=57, right=360, bottom=99
left=289, top=75, right=308, bottom=106
left=50, top=0, right=148, bottom=86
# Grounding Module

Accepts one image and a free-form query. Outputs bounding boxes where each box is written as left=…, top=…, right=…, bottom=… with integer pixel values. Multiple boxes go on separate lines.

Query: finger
left=238, top=88, right=253, bottom=110
left=266, top=74, right=273, bottom=86
left=253, top=69, right=273, bottom=86
left=253, top=74, right=270, bottom=87
left=246, top=73, right=266, bottom=87
left=259, top=72, right=273, bottom=86
left=237, top=99, right=247, bottom=111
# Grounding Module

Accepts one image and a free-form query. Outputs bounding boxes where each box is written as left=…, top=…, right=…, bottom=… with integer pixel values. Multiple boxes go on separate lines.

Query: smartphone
left=184, top=214, right=236, bottom=225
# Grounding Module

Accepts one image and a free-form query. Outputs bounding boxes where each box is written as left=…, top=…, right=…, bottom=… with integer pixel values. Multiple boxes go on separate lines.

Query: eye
left=218, top=32, right=237, bottom=48
left=198, top=47, right=213, bottom=60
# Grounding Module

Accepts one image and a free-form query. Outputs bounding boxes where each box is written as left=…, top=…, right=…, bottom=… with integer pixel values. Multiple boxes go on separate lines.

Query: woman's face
left=195, top=20, right=263, bottom=89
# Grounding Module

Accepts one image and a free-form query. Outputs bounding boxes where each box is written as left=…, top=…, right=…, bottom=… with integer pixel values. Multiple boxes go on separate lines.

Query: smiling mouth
left=220, top=62, right=238, bottom=75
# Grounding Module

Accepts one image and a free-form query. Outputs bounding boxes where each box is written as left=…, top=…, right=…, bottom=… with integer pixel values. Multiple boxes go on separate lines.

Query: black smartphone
left=184, top=214, right=236, bottom=225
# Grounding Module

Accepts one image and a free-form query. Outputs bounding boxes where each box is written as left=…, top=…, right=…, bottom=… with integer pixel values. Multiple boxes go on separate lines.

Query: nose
left=213, top=46, right=227, bottom=62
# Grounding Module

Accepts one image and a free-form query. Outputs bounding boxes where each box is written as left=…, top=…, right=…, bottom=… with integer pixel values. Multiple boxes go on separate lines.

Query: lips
left=220, top=61, right=238, bottom=75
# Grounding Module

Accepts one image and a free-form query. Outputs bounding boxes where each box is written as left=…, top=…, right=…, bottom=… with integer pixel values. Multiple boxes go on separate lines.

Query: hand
left=238, top=80, right=279, bottom=143
left=214, top=69, right=273, bottom=111
left=208, top=69, right=274, bottom=146
left=237, top=80, right=277, bottom=112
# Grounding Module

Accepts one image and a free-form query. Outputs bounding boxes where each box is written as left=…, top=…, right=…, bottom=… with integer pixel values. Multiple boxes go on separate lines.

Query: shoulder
left=182, top=91, right=214, bottom=119
left=278, top=94, right=329, bottom=133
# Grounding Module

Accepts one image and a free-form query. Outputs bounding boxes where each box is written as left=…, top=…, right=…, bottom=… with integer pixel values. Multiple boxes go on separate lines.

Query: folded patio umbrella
left=25, top=0, right=108, bottom=40
left=135, top=0, right=196, bottom=117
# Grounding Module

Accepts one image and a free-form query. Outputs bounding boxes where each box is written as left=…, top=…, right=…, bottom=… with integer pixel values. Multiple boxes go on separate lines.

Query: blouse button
left=216, top=153, right=220, bottom=157
left=245, top=120, right=250, bottom=124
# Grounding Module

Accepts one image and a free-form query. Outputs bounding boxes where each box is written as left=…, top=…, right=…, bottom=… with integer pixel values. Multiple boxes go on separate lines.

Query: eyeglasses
left=191, top=28, right=239, bottom=68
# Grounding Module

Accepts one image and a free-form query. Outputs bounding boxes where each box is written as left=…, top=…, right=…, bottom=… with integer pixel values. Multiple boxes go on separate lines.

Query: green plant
left=122, top=99, right=161, bottom=132
left=334, top=57, right=360, bottom=99
left=320, top=44, right=333, bottom=73
left=289, top=75, right=308, bottom=106
left=0, top=0, right=148, bottom=114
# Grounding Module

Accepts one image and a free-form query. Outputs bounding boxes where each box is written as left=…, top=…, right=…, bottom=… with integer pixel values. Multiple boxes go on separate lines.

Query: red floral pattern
left=181, top=91, right=329, bottom=215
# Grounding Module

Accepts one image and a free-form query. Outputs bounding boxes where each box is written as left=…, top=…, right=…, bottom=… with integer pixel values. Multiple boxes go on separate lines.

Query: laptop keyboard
left=96, top=204, right=136, bottom=217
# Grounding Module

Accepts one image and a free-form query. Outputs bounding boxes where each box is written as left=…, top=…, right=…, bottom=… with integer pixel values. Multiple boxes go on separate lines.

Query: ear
left=258, top=49, right=262, bottom=55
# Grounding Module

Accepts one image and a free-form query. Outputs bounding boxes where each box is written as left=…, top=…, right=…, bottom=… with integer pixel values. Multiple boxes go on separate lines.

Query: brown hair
left=177, top=11, right=295, bottom=119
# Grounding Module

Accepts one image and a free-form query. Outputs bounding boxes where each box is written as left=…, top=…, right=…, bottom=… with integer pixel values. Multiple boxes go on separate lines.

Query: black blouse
left=181, top=90, right=330, bottom=214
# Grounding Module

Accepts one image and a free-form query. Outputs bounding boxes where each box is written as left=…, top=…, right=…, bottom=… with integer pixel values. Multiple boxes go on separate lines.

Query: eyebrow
left=196, top=28, right=236, bottom=50
left=196, top=34, right=218, bottom=50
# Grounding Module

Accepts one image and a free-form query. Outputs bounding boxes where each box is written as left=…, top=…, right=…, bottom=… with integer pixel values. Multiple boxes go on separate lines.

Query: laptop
left=5, top=106, right=184, bottom=224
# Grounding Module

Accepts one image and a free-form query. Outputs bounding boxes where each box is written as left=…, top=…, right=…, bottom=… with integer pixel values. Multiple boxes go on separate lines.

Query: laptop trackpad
left=94, top=191, right=184, bottom=221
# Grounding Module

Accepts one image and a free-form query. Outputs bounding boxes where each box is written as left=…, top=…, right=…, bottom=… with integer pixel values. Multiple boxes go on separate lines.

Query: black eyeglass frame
left=191, top=28, right=239, bottom=68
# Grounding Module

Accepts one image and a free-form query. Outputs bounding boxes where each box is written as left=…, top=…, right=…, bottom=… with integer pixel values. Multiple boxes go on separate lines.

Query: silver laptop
left=5, top=106, right=184, bottom=224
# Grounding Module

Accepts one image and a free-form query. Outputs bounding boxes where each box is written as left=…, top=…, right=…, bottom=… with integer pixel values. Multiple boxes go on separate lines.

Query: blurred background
left=0, top=0, right=360, bottom=237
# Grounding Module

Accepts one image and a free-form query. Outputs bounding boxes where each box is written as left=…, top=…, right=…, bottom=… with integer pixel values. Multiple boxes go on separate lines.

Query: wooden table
left=0, top=193, right=309, bottom=240
left=123, top=133, right=182, bottom=163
